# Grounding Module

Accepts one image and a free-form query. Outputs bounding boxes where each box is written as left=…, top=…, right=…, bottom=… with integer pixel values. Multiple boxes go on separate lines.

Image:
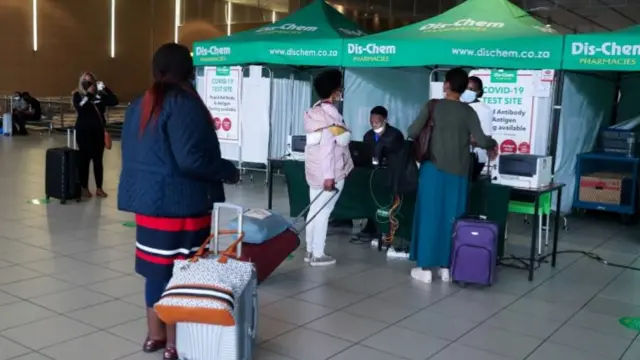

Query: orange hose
left=382, top=195, right=401, bottom=245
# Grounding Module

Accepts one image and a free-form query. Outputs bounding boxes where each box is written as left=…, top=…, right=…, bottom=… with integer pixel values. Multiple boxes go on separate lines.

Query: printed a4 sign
left=203, top=66, right=241, bottom=143
left=470, top=69, right=536, bottom=155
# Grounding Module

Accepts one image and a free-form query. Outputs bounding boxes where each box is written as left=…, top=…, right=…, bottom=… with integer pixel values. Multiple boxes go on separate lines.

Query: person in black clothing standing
left=72, top=72, right=118, bottom=198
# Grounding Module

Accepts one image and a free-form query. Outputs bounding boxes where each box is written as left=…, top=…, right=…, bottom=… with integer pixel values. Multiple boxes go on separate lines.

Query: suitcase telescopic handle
left=290, top=188, right=340, bottom=233
left=212, top=203, right=244, bottom=257
left=66, top=128, right=77, bottom=149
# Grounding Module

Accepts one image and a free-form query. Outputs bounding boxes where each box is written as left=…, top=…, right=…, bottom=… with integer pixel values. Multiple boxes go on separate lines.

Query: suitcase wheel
left=456, top=281, right=467, bottom=288
left=60, top=199, right=66, bottom=205
left=45, top=196, right=50, bottom=201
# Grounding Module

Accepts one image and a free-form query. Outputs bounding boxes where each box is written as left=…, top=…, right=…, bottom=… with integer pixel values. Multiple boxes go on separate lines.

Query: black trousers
left=12, top=113, right=32, bottom=135
left=77, top=141, right=105, bottom=189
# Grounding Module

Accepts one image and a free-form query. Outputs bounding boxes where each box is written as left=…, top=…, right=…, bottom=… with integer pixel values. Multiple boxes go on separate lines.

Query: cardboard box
left=579, top=172, right=632, bottom=205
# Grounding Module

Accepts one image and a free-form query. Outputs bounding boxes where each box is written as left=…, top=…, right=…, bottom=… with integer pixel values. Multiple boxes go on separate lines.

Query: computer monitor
left=291, top=135, right=306, bottom=153
left=349, top=141, right=374, bottom=168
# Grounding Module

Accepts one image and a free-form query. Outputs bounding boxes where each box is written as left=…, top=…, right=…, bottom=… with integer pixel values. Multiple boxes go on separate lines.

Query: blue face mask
left=461, top=89, right=477, bottom=103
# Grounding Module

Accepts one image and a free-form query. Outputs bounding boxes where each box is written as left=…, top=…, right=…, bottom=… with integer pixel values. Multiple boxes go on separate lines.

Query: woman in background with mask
left=303, top=69, right=353, bottom=266
left=72, top=72, right=118, bottom=198
left=462, top=76, right=494, bottom=178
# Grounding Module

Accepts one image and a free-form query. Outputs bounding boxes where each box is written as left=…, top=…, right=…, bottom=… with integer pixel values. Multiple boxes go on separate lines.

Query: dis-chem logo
left=256, top=23, right=318, bottom=33
left=337, top=28, right=367, bottom=37
left=419, top=18, right=504, bottom=32
left=195, top=46, right=231, bottom=57
left=347, top=43, right=396, bottom=55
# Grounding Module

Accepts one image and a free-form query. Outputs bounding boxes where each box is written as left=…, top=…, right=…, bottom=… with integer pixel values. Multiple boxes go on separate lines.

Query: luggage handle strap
left=192, top=231, right=245, bottom=264
left=290, top=188, right=340, bottom=233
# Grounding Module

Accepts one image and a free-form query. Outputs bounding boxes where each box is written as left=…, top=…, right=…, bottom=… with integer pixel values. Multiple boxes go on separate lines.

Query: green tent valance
left=563, top=26, right=640, bottom=71
left=192, top=0, right=366, bottom=67
left=341, top=0, right=564, bottom=69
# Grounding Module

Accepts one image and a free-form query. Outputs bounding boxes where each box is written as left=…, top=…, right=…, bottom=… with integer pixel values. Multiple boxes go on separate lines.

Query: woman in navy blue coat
left=118, top=43, right=238, bottom=360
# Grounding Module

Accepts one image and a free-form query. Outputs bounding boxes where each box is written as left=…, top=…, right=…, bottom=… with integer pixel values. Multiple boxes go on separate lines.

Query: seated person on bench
left=12, top=92, right=41, bottom=135
left=356, top=106, right=405, bottom=240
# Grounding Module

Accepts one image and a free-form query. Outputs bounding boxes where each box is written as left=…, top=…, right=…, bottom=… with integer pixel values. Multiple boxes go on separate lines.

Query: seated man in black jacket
left=357, top=106, right=405, bottom=241
left=363, top=106, right=405, bottom=165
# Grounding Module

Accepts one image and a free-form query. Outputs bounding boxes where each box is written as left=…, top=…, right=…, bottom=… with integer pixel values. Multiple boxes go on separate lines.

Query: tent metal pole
left=610, top=73, right=622, bottom=125
left=549, top=70, right=564, bottom=173
left=265, top=67, right=274, bottom=186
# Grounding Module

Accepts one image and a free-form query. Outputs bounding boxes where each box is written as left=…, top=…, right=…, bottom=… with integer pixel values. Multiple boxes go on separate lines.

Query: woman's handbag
left=413, top=99, right=439, bottom=162
left=104, top=131, right=112, bottom=150
left=154, top=219, right=253, bottom=326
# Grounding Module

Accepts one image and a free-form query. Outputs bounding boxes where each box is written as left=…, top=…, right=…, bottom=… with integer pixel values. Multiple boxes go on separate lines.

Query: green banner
left=193, top=1, right=365, bottom=67
left=341, top=0, right=563, bottom=69
left=563, top=31, right=640, bottom=71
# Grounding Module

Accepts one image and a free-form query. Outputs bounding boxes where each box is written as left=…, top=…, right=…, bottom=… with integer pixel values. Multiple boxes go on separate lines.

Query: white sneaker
left=410, top=268, right=432, bottom=283
left=438, top=268, right=451, bottom=282
left=387, top=248, right=410, bottom=259
left=310, top=255, right=336, bottom=267
left=370, top=239, right=379, bottom=248
left=303, top=252, right=312, bottom=263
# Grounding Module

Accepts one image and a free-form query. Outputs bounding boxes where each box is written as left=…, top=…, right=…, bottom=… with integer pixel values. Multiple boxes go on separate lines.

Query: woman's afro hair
left=313, top=69, right=343, bottom=99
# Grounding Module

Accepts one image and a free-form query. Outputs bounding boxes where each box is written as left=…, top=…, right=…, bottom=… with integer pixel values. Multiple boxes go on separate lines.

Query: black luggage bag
left=45, top=129, right=81, bottom=204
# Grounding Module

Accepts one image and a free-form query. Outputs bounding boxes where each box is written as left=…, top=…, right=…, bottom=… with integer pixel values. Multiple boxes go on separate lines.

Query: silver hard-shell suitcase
left=176, top=203, right=257, bottom=360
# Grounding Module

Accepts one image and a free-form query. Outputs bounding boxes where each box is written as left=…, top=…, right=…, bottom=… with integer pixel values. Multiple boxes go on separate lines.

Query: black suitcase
left=45, top=130, right=81, bottom=204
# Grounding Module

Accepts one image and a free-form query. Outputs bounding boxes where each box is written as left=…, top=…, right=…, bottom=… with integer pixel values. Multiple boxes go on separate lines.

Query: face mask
left=373, top=125, right=385, bottom=134
left=81, top=81, right=93, bottom=91
left=461, top=89, right=477, bottom=103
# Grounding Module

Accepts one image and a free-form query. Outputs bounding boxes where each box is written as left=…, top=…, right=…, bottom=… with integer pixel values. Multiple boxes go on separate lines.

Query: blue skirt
left=410, top=162, right=468, bottom=268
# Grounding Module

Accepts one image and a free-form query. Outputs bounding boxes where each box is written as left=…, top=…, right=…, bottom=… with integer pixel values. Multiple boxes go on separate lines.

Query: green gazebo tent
left=563, top=25, right=640, bottom=71
left=192, top=0, right=366, bottom=67
left=341, top=0, right=564, bottom=69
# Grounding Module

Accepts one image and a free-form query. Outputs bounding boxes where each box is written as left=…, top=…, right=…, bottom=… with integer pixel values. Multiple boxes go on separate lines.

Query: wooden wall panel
left=0, top=0, right=278, bottom=101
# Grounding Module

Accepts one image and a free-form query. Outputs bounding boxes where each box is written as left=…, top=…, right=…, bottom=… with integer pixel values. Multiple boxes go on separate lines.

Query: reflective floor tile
left=430, top=343, right=516, bottom=360
left=305, top=311, right=388, bottom=342
left=457, top=324, right=542, bottom=359
left=262, top=327, right=352, bottom=360
left=361, top=326, right=450, bottom=360
left=261, top=298, right=335, bottom=326
left=396, top=309, right=479, bottom=341
left=1, top=315, right=97, bottom=349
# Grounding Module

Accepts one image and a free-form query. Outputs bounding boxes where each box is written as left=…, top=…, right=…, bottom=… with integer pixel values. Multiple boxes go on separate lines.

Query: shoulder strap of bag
left=426, top=99, right=439, bottom=126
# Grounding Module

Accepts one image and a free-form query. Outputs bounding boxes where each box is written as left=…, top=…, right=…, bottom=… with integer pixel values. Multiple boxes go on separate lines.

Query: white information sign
left=470, top=69, right=536, bottom=154
left=203, top=66, right=242, bottom=143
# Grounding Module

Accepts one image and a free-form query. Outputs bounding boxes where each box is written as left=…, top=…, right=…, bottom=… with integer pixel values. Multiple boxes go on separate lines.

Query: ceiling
left=333, top=0, right=640, bottom=33
left=223, top=0, right=640, bottom=33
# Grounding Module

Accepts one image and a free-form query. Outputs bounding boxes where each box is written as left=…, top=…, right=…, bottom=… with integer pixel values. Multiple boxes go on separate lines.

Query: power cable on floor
left=499, top=250, right=640, bottom=272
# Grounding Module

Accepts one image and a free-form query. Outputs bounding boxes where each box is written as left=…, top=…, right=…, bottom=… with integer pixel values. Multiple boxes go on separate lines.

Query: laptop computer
left=349, top=141, right=374, bottom=168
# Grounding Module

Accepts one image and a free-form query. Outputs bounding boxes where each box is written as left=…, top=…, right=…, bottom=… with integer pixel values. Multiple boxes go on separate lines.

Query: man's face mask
left=81, top=80, right=94, bottom=91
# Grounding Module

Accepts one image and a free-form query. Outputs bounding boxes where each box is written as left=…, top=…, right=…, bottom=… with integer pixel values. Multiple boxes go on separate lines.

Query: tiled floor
left=0, top=134, right=639, bottom=360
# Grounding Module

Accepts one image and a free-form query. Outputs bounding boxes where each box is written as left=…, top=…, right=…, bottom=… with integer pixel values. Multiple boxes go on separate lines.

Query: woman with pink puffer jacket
left=303, top=69, right=354, bottom=267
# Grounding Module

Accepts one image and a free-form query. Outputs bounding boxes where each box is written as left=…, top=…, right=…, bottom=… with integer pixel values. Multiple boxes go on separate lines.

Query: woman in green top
left=407, top=68, right=497, bottom=284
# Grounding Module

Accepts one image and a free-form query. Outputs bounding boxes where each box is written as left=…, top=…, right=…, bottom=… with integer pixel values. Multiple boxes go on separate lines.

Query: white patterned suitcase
left=176, top=203, right=258, bottom=360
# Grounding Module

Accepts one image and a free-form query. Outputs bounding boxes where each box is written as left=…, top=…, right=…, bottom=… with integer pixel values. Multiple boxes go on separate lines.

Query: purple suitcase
left=450, top=217, right=498, bottom=287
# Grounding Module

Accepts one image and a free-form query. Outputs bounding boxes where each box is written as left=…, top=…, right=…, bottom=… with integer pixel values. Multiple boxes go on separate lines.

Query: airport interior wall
left=0, top=0, right=268, bottom=101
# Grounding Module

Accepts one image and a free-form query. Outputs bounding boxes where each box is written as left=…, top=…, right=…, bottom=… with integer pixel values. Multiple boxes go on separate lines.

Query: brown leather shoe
left=142, top=338, right=166, bottom=353
left=163, top=346, right=178, bottom=360
left=95, top=188, right=108, bottom=198
left=81, top=188, right=93, bottom=198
